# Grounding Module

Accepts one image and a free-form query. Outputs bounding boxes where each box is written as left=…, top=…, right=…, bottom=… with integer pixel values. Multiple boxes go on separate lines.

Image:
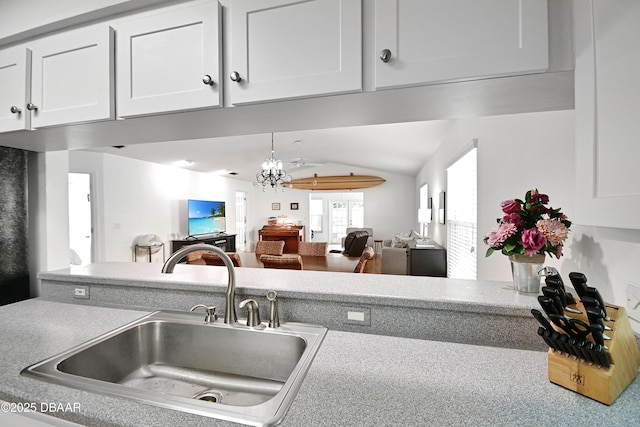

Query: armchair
left=342, top=227, right=374, bottom=248
left=342, top=230, right=370, bottom=257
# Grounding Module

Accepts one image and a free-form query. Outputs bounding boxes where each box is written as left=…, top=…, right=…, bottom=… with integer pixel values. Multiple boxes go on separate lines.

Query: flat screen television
left=187, top=199, right=226, bottom=236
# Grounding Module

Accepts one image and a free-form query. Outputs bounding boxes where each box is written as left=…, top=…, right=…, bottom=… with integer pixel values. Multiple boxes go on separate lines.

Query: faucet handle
left=190, top=304, right=217, bottom=322
left=239, top=299, right=261, bottom=327
left=266, top=291, right=280, bottom=328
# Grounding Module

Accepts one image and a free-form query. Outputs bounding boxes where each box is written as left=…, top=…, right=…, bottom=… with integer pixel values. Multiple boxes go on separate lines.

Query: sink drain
left=194, top=390, right=223, bottom=403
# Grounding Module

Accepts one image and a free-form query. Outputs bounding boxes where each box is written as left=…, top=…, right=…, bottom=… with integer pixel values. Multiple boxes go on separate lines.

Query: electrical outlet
left=74, top=286, right=89, bottom=299
left=343, top=307, right=370, bottom=326
left=626, top=282, right=640, bottom=321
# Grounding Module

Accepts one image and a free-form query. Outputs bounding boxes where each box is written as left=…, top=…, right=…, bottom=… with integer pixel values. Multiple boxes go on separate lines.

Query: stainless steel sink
left=22, top=310, right=327, bottom=426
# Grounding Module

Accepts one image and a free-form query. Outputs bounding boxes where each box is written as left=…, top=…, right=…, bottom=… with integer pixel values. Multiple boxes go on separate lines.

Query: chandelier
left=255, top=134, right=292, bottom=191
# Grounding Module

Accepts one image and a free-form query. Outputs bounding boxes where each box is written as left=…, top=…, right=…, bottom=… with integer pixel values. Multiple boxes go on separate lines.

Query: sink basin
left=22, top=310, right=327, bottom=426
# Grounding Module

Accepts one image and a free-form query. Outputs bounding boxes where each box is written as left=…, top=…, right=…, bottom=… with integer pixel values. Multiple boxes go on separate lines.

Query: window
left=446, top=143, right=477, bottom=279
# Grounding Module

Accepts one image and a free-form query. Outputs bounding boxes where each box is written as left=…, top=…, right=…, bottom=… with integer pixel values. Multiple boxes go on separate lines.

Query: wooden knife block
left=547, top=303, right=640, bottom=405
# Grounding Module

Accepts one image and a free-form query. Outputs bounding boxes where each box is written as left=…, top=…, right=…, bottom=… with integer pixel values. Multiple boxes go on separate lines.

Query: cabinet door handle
left=202, top=74, right=215, bottom=85
left=379, top=49, right=392, bottom=63
left=26, top=103, right=38, bottom=111
left=10, top=105, right=21, bottom=114
left=230, top=71, right=242, bottom=82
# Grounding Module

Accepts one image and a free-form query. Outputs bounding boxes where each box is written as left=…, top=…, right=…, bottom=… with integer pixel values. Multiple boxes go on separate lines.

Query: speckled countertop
left=39, top=262, right=542, bottom=315
left=1, top=299, right=639, bottom=426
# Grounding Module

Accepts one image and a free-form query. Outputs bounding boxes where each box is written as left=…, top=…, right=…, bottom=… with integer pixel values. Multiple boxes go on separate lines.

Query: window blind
left=446, top=146, right=477, bottom=279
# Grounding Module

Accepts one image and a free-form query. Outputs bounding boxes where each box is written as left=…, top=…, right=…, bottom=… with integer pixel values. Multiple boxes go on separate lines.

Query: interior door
left=68, top=173, right=93, bottom=266
left=235, top=191, right=247, bottom=252
left=329, top=199, right=364, bottom=244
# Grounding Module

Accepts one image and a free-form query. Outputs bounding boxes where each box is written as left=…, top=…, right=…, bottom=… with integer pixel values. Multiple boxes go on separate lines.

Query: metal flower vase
left=509, top=254, right=545, bottom=294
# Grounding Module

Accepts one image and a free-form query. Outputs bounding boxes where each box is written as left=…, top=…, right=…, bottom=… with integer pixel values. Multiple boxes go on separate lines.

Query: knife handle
left=584, top=286, right=610, bottom=320
left=569, top=337, right=588, bottom=362
left=541, top=287, right=565, bottom=314
left=544, top=329, right=565, bottom=354
left=569, top=272, right=589, bottom=298
left=593, top=344, right=611, bottom=369
left=585, top=306, right=604, bottom=325
left=545, top=275, right=565, bottom=291
left=550, top=280, right=569, bottom=306
left=537, top=296, right=561, bottom=318
left=558, top=334, right=576, bottom=358
left=531, top=308, right=554, bottom=331
left=538, top=326, right=557, bottom=352
left=590, top=323, right=606, bottom=347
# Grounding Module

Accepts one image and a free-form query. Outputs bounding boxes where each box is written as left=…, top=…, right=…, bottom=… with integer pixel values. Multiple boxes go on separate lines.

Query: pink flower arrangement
left=484, top=189, right=571, bottom=258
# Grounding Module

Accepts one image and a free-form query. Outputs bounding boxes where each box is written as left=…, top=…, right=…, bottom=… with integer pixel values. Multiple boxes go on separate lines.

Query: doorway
left=68, top=173, right=93, bottom=266
left=308, top=192, right=364, bottom=245
left=235, top=191, right=247, bottom=251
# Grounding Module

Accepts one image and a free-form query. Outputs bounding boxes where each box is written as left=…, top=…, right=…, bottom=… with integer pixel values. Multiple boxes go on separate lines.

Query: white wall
left=417, top=109, right=640, bottom=332
left=417, top=110, right=576, bottom=281
left=70, top=151, right=254, bottom=262
left=28, top=151, right=72, bottom=295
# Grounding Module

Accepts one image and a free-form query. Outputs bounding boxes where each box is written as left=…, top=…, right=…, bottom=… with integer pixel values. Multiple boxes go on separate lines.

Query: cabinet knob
left=202, top=74, right=215, bottom=85
left=379, top=49, right=392, bottom=63
left=26, top=103, right=38, bottom=111
left=10, top=105, right=21, bottom=114
left=230, top=71, right=242, bottom=82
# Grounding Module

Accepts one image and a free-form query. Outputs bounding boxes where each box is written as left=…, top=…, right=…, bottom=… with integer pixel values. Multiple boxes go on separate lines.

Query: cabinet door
left=229, top=0, right=361, bottom=105
left=374, top=0, right=548, bottom=89
left=30, top=24, right=114, bottom=128
left=574, top=1, right=640, bottom=229
left=116, top=1, right=221, bottom=117
left=0, top=46, right=30, bottom=132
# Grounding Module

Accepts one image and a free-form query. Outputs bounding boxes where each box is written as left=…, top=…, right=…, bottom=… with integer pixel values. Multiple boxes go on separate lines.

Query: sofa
left=381, top=246, right=409, bottom=275
left=380, top=230, right=425, bottom=275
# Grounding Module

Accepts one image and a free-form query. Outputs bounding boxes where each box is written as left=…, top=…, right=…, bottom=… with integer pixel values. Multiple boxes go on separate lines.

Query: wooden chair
left=353, top=247, right=375, bottom=273
left=260, top=254, right=303, bottom=270
left=298, top=241, right=329, bottom=256
left=201, top=252, right=242, bottom=267
left=255, top=240, right=285, bottom=256
left=185, top=250, right=209, bottom=264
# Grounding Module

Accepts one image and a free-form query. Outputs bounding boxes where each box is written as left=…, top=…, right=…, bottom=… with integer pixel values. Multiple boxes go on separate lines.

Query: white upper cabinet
left=116, top=1, right=222, bottom=117
left=228, top=0, right=362, bottom=105
left=0, top=46, right=31, bottom=132
left=574, top=0, right=640, bottom=229
left=374, top=0, right=549, bottom=89
left=30, top=24, right=114, bottom=128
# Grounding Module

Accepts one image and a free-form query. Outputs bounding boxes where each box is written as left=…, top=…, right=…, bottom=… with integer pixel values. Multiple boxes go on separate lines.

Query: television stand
left=171, top=234, right=236, bottom=254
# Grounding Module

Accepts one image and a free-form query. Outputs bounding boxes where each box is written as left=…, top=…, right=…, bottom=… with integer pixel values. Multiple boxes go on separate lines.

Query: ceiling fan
left=286, top=140, right=325, bottom=168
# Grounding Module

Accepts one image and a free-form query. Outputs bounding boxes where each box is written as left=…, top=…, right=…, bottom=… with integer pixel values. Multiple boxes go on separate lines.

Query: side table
left=134, top=243, right=165, bottom=263
left=373, top=239, right=383, bottom=255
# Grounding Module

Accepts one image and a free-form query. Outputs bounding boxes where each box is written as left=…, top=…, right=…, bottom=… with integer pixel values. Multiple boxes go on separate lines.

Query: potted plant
left=484, top=189, right=571, bottom=293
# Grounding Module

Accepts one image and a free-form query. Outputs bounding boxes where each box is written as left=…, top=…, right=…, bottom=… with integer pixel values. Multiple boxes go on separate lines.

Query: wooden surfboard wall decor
left=289, top=173, right=386, bottom=190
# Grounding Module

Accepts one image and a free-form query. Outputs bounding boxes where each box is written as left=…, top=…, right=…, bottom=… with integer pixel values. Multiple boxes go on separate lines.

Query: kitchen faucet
left=161, top=244, right=237, bottom=324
